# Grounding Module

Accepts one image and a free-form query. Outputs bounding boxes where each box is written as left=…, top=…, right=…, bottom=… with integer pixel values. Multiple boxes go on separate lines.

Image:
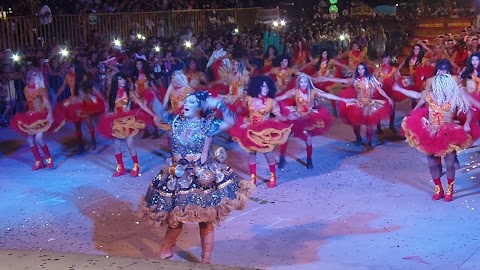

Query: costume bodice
left=229, top=73, right=248, bottom=96
left=348, top=50, right=364, bottom=68
left=25, top=86, right=48, bottom=112
left=135, top=72, right=148, bottom=95
left=294, top=88, right=314, bottom=114
left=67, top=72, right=75, bottom=95
left=163, top=114, right=221, bottom=158
left=169, top=86, right=193, bottom=112
left=114, top=88, right=129, bottom=112
left=247, top=96, right=274, bottom=124
left=466, top=72, right=480, bottom=94
left=354, top=77, right=376, bottom=106
left=425, top=91, right=454, bottom=126
left=186, top=71, right=204, bottom=88
left=274, top=68, right=294, bottom=88
left=376, top=65, right=394, bottom=82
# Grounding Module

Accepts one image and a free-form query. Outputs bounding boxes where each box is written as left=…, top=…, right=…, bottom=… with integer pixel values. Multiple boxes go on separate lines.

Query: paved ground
left=1, top=100, right=480, bottom=270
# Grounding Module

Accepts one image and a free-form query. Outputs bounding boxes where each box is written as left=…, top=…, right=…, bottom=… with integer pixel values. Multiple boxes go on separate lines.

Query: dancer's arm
left=392, top=83, right=422, bottom=99
left=314, top=88, right=352, bottom=103
left=204, top=97, right=236, bottom=132
left=275, top=89, right=295, bottom=101
left=314, top=76, right=351, bottom=85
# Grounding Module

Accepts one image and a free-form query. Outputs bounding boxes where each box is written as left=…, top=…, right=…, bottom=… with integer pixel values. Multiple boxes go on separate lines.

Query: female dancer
left=275, top=73, right=352, bottom=169
left=302, top=48, right=343, bottom=115
left=373, top=53, right=400, bottom=133
left=11, top=70, right=65, bottom=170
left=213, top=58, right=250, bottom=113
left=461, top=52, right=480, bottom=105
left=184, top=58, right=208, bottom=91
left=97, top=72, right=150, bottom=177
left=318, top=63, right=393, bottom=150
left=138, top=91, right=254, bottom=264
left=394, top=59, right=475, bottom=202
left=291, top=40, right=312, bottom=68
left=163, top=70, right=195, bottom=114
left=56, top=62, right=103, bottom=152
left=262, top=45, right=278, bottom=74
left=132, top=58, right=160, bottom=139
left=265, top=55, right=301, bottom=94
left=229, top=75, right=292, bottom=188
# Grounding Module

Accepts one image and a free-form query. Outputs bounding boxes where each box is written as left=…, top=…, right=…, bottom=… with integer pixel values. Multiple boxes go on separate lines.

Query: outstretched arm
left=393, top=83, right=422, bottom=99
left=315, top=76, right=351, bottom=84
left=314, top=88, right=351, bottom=103
left=275, top=89, right=295, bottom=101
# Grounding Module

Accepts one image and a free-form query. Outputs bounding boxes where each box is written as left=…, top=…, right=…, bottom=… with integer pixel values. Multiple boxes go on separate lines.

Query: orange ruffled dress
left=230, top=96, right=292, bottom=153
left=402, top=92, right=473, bottom=157
left=11, top=86, right=65, bottom=136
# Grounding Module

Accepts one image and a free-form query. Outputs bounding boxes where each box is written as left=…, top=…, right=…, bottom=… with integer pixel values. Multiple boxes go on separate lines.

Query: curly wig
left=247, top=75, right=277, bottom=98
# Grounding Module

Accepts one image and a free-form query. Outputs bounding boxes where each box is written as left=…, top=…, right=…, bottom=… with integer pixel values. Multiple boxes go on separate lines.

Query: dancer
left=318, top=63, right=393, bottom=150
left=97, top=72, right=150, bottom=177
left=373, top=53, right=399, bottom=134
left=132, top=58, right=160, bottom=139
left=11, top=70, right=65, bottom=170
left=394, top=59, right=474, bottom=202
left=184, top=58, right=208, bottom=91
left=163, top=70, right=194, bottom=114
left=276, top=73, right=352, bottom=169
left=265, top=55, right=301, bottom=94
left=214, top=58, right=250, bottom=114
left=229, top=75, right=292, bottom=188
left=138, top=91, right=254, bottom=264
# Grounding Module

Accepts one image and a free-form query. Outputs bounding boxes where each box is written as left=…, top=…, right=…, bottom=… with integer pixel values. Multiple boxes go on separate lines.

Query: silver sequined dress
left=139, top=112, right=254, bottom=228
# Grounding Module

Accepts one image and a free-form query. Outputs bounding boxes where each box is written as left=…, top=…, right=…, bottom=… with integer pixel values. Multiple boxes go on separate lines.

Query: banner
left=350, top=6, right=373, bottom=16
left=374, top=5, right=397, bottom=15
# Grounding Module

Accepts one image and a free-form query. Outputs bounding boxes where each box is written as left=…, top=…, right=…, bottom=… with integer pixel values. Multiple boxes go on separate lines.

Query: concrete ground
left=1, top=101, right=480, bottom=270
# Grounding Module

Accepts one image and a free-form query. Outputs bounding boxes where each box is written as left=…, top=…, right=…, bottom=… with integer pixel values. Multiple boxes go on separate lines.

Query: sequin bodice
left=466, top=73, right=480, bottom=94
left=274, top=68, right=294, bottom=88
left=135, top=73, right=148, bottom=95
left=165, top=115, right=221, bottom=158
left=115, top=88, right=129, bottom=113
left=25, top=86, right=47, bottom=112
left=376, top=65, right=394, bottom=82
left=426, top=92, right=454, bottom=126
left=170, top=87, right=193, bottom=112
left=247, top=96, right=273, bottom=124
left=229, top=73, right=248, bottom=96
left=294, top=88, right=314, bottom=114
left=354, top=78, right=375, bottom=106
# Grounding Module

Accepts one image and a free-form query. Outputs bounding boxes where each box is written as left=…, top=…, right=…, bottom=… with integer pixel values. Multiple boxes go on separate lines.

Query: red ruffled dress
left=402, top=92, right=472, bottom=157
left=218, top=73, right=249, bottom=116
left=465, top=74, right=480, bottom=121
left=281, top=88, right=332, bottom=141
left=230, top=96, right=292, bottom=153
left=338, top=77, right=392, bottom=126
left=11, top=86, right=65, bottom=136
left=373, top=64, right=406, bottom=102
left=97, top=88, right=150, bottom=139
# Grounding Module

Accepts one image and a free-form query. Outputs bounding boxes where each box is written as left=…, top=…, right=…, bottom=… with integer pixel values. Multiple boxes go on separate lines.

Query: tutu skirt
left=138, top=157, right=255, bottom=228
left=11, top=107, right=66, bottom=136
left=287, top=107, right=332, bottom=141
left=62, top=95, right=105, bottom=122
left=402, top=108, right=472, bottom=157
left=338, top=86, right=392, bottom=126
left=97, top=109, right=151, bottom=139
left=230, top=118, right=292, bottom=153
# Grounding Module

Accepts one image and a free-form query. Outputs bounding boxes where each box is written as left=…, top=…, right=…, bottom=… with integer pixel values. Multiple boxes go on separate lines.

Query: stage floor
left=1, top=101, right=480, bottom=270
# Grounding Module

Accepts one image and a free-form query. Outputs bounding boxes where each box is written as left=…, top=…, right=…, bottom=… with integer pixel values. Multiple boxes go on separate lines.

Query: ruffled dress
left=282, top=88, right=332, bottom=141
left=139, top=112, right=255, bottom=228
left=97, top=88, right=150, bottom=139
left=229, top=96, right=292, bottom=153
left=11, top=86, right=65, bottom=136
left=338, top=77, right=392, bottom=126
left=402, top=92, right=472, bottom=157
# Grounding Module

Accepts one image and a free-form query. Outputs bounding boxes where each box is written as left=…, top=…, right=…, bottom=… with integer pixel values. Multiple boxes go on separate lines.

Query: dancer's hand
left=47, top=112, right=54, bottom=125
left=154, top=116, right=162, bottom=127
left=388, top=98, right=394, bottom=105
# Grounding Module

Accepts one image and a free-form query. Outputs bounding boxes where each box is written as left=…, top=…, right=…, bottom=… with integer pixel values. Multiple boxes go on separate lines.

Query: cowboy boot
left=199, top=222, right=214, bottom=264
left=160, top=225, right=183, bottom=260
left=432, top=178, right=444, bottom=201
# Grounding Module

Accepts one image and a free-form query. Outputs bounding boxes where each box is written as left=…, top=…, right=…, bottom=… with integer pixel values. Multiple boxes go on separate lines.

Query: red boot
left=432, top=178, right=444, bottom=200
left=41, top=145, right=54, bottom=169
left=130, top=155, right=140, bottom=177
left=30, top=146, right=44, bottom=171
left=249, top=163, right=256, bottom=185
left=267, top=163, right=277, bottom=188
left=444, top=178, right=454, bottom=202
left=112, top=153, right=126, bottom=177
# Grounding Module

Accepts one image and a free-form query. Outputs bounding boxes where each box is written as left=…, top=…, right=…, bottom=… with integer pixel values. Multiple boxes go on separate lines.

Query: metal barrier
left=0, top=8, right=262, bottom=51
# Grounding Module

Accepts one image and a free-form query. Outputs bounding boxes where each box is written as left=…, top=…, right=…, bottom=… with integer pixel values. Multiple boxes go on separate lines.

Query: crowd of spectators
left=4, top=0, right=257, bottom=16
